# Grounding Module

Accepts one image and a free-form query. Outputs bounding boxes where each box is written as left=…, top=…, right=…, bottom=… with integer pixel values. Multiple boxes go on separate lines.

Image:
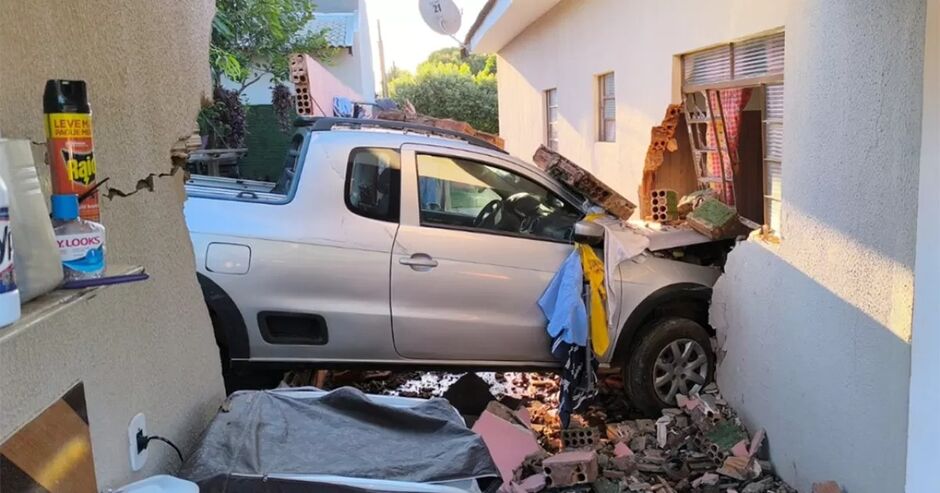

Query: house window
left=681, top=31, right=784, bottom=233
left=598, top=73, right=615, bottom=142
left=545, top=89, right=559, bottom=151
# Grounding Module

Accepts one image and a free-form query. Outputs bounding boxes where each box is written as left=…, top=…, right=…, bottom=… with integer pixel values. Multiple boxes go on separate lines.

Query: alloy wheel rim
left=652, top=338, right=709, bottom=403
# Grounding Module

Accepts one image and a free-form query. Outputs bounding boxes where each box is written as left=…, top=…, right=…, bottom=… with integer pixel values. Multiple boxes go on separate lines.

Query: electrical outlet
left=128, top=413, right=148, bottom=471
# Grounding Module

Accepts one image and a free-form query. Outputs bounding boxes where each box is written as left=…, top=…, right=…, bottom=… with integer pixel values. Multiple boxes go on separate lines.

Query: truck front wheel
left=623, top=317, right=715, bottom=415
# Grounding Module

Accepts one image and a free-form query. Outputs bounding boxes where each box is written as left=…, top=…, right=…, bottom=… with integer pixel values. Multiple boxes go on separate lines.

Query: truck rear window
left=345, top=148, right=401, bottom=222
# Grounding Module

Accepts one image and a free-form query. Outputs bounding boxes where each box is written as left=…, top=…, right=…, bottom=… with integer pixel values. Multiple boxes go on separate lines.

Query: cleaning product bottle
left=0, top=138, right=63, bottom=302
left=0, top=175, right=20, bottom=327
left=51, top=194, right=105, bottom=281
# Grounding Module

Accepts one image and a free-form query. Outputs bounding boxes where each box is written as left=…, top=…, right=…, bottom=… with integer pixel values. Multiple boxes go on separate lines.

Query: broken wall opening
left=642, top=32, right=784, bottom=230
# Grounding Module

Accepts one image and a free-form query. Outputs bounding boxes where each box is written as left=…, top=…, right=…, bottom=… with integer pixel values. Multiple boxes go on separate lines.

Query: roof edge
left=463, top=0, right=562, bottom=54
left=463, top=0, right=497, bottom=50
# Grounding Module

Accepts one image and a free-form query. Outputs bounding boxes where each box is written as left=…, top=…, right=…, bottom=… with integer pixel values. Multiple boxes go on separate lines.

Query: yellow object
left=577, top=243, right=610, bottom=355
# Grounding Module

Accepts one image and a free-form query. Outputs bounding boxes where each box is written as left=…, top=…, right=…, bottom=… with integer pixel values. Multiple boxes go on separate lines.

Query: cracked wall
left=0, top=1, right=224, bottom=489
left=710, top=1, right=926, bottom=492
left=493, top=0, right=787, bottom=205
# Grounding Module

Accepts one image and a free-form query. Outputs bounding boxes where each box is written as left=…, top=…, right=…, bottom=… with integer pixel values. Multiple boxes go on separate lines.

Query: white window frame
left=681, top=31, right=785, bottom=234
left=545, top=88, right=559, bottom=151
left=598, top=72, right=616, bottom=142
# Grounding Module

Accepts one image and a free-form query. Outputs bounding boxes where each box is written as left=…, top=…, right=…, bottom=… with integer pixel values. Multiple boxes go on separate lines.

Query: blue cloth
left=332, top=97, right=354, bottom=117
left=538, top=249, right=588, bottom=348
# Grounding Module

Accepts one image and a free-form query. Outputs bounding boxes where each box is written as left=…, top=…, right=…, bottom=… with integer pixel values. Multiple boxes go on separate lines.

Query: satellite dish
left=419, top=0, right=462, bottom=36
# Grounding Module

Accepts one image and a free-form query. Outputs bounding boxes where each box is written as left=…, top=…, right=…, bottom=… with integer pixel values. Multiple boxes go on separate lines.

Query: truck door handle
left=399, top=254, right=438, bottom=270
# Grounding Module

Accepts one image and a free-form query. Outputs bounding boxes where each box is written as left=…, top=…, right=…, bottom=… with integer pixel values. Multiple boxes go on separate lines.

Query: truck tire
left=209, top=311, right=283, bottom=394
left=623, top=317, right=715, bottom=415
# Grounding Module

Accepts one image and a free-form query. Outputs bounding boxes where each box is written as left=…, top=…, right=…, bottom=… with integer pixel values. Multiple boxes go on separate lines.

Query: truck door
left=390, top=145, right=582, bottom=363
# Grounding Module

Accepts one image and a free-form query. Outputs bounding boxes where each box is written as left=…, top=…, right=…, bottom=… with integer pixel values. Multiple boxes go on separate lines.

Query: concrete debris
left=532, top=145, right=637, bottom=221
left=505, top=473, right=546, bottom=493
left=649, top=189, right=679, bottom=222
left=375, top=107, right=506, bottom=149
left=691, top=472, right=720, bottom=487
left=687, top=197, right=740, bottom=240
left=543, top=450, right=599, bottom=488
left=472, top=408, right=542, bottom=484
left=638, top=104, right=684, bottom=216
left=676, top=189, right=717, bottom=217
left=655, top=415, right=672, bottom=448
left=811, top=481, right=843, bottom=493
left=561, top=427, right=599, bottom=450
left=309, top=371, right=797, bottom=492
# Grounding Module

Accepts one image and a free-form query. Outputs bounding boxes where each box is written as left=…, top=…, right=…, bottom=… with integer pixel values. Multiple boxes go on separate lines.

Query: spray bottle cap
left=51, top=194, right=79, bottom=221
left=43, top=80, right=90, bottom=114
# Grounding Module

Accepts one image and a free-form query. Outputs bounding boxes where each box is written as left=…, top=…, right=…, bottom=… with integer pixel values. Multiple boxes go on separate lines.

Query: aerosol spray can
left=44, top=80, right=99, bottom=222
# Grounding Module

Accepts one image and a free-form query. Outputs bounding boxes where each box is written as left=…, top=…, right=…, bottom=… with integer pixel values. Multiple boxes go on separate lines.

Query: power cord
left=136, top=430, right=184, bottom=463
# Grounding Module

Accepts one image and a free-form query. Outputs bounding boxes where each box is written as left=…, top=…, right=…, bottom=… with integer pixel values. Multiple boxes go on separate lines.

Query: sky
left=365, top=0, right=488, bottom=90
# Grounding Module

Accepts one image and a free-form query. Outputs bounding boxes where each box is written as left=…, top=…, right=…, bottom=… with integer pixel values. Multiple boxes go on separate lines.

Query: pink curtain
left=706, top=88, right=752, bottom=205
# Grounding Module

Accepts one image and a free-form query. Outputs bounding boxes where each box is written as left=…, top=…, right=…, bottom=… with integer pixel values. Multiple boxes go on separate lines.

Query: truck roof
left=296, top=117, right=507, bottom=153
left=297, top=117, right=561, bottom=185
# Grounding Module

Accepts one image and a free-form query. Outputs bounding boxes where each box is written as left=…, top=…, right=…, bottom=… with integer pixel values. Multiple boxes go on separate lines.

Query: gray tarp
left=179, top=387, right=499, bottom=493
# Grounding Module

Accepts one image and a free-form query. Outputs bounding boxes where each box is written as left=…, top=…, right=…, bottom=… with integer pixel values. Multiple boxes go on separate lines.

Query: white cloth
left=589, top=216, right=650, bottom=331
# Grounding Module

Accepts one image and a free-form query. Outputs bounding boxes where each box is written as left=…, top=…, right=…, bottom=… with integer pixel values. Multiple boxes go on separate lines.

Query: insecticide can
left=44, top=80, right=99, bottom=222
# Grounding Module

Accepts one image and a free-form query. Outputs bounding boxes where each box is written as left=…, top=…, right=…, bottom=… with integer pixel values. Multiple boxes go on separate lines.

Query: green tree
left=424, top=47, right=495, bottom=76
left=389, top=51, right=499, bottom=134
left=210, top=0, right=338, bottom=95
left=203, top=0, right=338, bottom=148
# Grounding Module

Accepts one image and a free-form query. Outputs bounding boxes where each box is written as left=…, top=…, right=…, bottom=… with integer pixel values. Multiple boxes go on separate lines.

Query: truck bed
left=185, top=175, right=286, bottom=203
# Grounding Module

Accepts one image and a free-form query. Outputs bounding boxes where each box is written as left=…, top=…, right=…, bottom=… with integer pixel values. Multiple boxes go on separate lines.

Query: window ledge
left=0, top=265, right=145, bottom=344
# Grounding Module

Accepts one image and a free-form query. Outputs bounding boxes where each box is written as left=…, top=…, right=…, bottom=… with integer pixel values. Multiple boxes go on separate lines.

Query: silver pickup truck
left=184, top=118, right=727, bottom=413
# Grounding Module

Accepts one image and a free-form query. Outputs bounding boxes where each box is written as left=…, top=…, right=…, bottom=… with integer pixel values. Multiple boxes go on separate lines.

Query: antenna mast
left=377, top=19, right=389, bottom=99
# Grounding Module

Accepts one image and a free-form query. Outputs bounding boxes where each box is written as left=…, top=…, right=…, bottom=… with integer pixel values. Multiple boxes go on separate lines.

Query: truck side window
left=416, top=154, right=581, bottom=242
left=345, top=148, right=401, bottom=222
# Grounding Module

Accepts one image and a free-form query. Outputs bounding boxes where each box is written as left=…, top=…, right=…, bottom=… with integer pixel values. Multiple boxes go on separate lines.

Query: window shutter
left=683, top=32, right=784, bottom=88
left=734, top=33, right=785, bottom=80
left=683, top=45, right=732, bottom=86
left=765, top=83, right=784, bottom=119
left=764, top=83, right=784, bottom=197
left=764, top=82, right=784, bottom=232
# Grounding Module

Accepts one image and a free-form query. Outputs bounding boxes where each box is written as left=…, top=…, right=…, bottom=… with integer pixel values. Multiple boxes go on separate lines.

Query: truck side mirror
left=573, top=220, right=604, bottom=245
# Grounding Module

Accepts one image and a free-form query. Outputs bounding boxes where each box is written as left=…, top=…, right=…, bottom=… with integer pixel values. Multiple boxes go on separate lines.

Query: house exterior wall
left=495, top=0, right=929, bottom=491
left=226, top=0, right=375, bottom=105
left=354, top=0, right=376, bottom=101
left=494, top=0, right=787, bottom=204
left=225, top=51, right=366, bottom=106
left=711, top=1, right=926, bottom=492
left=906, top=0, right=938, bottom=491
left=0, top=0, right=224, bottom=489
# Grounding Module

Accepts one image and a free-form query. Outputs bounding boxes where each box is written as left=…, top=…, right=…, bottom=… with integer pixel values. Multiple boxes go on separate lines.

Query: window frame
left=344, top=146, right=402, bottom=223
left=413, top=152, right=583, bottom=244
left=680, top=31, right=785, bottom=235
left=545, top=88, right=559, bottom=151
left=598, top=72, right=616, bottom=142
left=681, top=31, right=785, bottom=93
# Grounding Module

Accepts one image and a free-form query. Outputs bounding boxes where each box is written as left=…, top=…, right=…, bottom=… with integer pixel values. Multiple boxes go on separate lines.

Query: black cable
left=145, top=435, right=184, bottom=463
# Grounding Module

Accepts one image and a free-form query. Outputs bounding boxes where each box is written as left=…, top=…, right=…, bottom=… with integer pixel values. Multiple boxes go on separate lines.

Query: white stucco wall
left=906, top=0, right=939, bottom=491
left=495, top=0, right=787, bottom=204
left=0, top=0, right=225, bottom=489
left=710, top=1, right=926, bottom=492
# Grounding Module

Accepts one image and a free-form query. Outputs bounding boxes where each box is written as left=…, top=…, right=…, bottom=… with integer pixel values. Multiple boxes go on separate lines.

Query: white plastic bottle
left=51, top=194, right=106, bottom=281
left=0, top=138, right=63, bottom=301
left=0, top=175, right=20, bottom=327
